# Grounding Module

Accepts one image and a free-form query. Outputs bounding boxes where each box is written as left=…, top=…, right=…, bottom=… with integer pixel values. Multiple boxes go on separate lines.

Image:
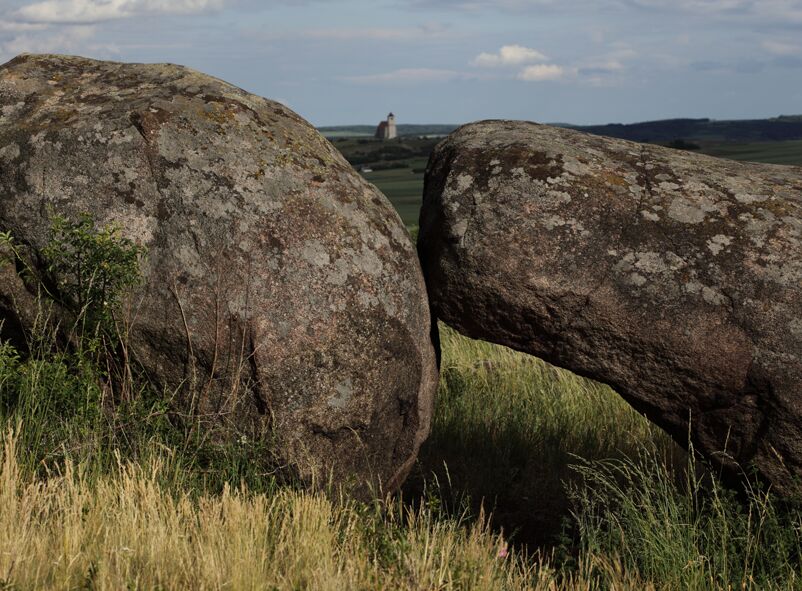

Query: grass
left=698, top=139, right=802, bottom=167
left=0, top=425, right=553, bottom=590
left=405, top=327, right=681, bottom=550
left=0, top=426, right=550, bottom=590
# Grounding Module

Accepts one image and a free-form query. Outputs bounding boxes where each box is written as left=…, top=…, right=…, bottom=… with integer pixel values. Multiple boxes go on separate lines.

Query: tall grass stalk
left=569, top=441, right=802, bottom=590
left=408, top=326, right=680, bottom=548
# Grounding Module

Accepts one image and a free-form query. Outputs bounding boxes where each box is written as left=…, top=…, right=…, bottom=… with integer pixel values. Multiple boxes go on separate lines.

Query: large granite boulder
left=419, top=120, right=802, bottom=494
left=0, top=54, right=438, bottom=493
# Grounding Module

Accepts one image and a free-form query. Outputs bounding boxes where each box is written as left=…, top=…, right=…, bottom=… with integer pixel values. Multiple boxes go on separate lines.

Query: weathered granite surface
left=0, top=54, right=438, bottom=493
left=419, top=120, right=802, bottom=494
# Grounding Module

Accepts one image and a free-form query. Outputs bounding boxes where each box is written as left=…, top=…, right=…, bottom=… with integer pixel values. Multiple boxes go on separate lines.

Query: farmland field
left=361, top=159, right=429, bottom=227
left=698, top=139, right=802, bottom=166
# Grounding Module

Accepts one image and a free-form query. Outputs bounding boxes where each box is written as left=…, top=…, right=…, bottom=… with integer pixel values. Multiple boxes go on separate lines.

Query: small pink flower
left=497, top=546, right=509, bottom=559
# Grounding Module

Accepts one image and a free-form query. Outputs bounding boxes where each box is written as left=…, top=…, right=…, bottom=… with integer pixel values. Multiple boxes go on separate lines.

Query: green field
left=320, top=130, right=373, bottom=138
left=698, top=139, right=802, bottom=166
left=362, top=159, right=428, bottom=227
left=330, top=136, right=437, bottom=226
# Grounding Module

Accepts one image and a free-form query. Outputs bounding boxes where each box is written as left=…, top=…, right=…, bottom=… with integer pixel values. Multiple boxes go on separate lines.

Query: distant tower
left=386, top=112, right=397, bottom=139
left=375, top=112, right=398, bottom=140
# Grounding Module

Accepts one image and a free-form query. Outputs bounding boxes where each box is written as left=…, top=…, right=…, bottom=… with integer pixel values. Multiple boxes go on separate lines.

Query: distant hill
left=320, top=116, right=802, bottom=143
left=567, top=116, right=802, bottom=143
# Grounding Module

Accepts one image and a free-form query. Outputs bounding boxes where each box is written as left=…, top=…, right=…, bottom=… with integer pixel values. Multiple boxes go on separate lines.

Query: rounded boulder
left=0, top=54, right=438, bottom=493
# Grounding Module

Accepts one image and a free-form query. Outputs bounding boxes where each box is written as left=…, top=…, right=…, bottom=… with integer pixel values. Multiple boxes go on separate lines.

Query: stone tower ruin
left=375, top=112, right=398, bottom=140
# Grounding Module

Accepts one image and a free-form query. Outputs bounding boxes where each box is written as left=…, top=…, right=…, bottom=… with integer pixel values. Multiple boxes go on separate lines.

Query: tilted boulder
left=0, top=54, right=438, bottom=493
left=419, top=120, right=802, bottom=494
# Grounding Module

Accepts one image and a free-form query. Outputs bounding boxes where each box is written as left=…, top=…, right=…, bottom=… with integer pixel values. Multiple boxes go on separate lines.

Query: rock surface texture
left=0, top=54, right=438, bottom=493
left=419, top=120, right=802, bottom=494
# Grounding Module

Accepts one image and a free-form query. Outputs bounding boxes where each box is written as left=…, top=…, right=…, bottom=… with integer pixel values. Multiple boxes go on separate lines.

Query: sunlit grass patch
left=407, top=325, right=680, bottom=548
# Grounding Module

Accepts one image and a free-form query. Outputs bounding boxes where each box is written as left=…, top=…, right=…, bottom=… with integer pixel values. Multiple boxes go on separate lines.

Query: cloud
left=517, top=63, right=565, bottom=80
left=471, top=44, right=547, bottom=67
left=300, top=28, right=426, bottom=41
left=575, top=46, right=635, bottom=76
left=15, top=0, right=226, bottom=24
left=469, top=42, right=632, bottom=84
left=0, top=0, right=232, bottom=60
left=343, top=67, right=464, bottom=85
left=577, top=60, right=624, bottom=76
left=624, top=0, right=747, bottom=13
left=0, top=19, right=49, bottom=32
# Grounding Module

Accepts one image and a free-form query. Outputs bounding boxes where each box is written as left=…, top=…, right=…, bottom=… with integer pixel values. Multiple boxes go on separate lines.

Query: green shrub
left=0, top=214, right=148, bottom=471
left=42, top=212, right=145, bottom=341
left=0, top=214, right=283, bottom=490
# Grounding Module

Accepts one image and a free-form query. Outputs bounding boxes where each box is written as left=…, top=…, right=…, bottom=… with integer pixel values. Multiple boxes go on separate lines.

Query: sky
left=1, top=0, right=801, bottom=126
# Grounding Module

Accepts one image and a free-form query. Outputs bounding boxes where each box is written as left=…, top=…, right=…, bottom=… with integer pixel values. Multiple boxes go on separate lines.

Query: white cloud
left=587, top=59, right=624, bottom=71
left=472, top=44, right=547, bottom=67
left=15, top=0, right=226, bottom=24
left=517, top=63, right=565, bottom=80
left=343, top=68, right=463, bottom=85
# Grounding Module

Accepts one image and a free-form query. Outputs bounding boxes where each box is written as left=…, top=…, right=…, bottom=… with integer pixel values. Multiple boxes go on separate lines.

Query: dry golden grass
left=2, top=328, right=800, bottom=590
left=1, top=426, right=598, bottom=590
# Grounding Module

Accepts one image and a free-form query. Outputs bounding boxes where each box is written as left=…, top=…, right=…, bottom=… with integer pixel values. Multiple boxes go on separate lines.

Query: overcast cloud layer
left=1, top=0, right=801, bottom=125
